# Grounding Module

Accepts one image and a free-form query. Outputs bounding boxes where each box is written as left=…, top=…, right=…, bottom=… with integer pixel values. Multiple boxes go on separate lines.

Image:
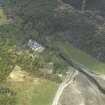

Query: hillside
left=63, top=0, right=105, bottom=11
left=1, top=0, right=105, bottom=105
left=1, top=0, right=105, bottom=62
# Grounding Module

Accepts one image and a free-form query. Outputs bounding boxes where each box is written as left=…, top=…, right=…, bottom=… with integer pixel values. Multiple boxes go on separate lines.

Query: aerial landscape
left=1, top=0, right=105, bottom=105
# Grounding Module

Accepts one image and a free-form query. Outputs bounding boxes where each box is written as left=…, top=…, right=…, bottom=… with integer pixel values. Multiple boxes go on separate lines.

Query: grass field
left=7, top=76, right=58, bottom=105
left=30, top=79, right=58, bottom=105
left=0, top=7, right=10, bottom=25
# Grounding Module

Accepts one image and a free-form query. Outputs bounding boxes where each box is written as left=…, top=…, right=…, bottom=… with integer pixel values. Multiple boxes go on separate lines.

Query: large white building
left=28, top=39, right=45, bottom=53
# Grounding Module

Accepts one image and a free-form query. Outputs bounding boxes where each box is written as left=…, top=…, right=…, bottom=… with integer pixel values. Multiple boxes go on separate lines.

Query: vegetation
left=2, top=0, right=105, bottom=62
left=0, top=94, right=16, bottom=105
left=30, top=79, right=58, bottom=105
left=1, top=0, right=105, bottom=105
left=40, top=36, right=105, bottom=74
left=52, top=41, right=105, bottom=73
left=0, top=36, right=59, bottom=105
left=63, top=0, right=105, bottom=10
left=7, top=74, right=58, bottom=105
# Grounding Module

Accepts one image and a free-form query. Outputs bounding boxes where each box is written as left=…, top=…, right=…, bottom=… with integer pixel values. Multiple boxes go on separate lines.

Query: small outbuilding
left=28, top=39, right=45, bottom=53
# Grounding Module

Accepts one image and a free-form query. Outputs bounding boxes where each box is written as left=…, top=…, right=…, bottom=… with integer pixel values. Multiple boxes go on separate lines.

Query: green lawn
left=7, top=77, right=58, bottom=105
left=30, top=79, right=58, bottom=105
left=0, top=7, right=10, bottom=25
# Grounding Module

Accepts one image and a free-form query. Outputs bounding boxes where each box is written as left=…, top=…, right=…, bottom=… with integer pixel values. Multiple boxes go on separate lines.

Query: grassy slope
left=0, top=6, right=58, bottom=105
left=53, top=41, right=105, bottom=74
left=0, top=7, right=10, bottom=25
left=7, top=77, right=58, bottom=105
left=30, top=79, right=57, bottom=105
left=43, top=37, right=105, bottom=73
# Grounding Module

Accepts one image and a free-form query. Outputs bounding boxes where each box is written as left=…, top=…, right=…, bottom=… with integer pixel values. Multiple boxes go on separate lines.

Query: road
left=52, top=54, right=105, bottom=105
left=52, top=66, right=105, bottom=105
left=52, top=69, right=78, bottom=105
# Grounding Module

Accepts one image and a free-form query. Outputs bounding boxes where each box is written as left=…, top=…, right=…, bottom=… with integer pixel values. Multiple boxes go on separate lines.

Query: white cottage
left=28, top=39, right=45, bottom=53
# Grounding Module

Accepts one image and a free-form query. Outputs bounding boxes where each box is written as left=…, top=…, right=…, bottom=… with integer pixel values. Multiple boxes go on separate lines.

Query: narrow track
left=52, top=70, right=78, bottom=105
left=52, top=53, right=105, bottom=105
